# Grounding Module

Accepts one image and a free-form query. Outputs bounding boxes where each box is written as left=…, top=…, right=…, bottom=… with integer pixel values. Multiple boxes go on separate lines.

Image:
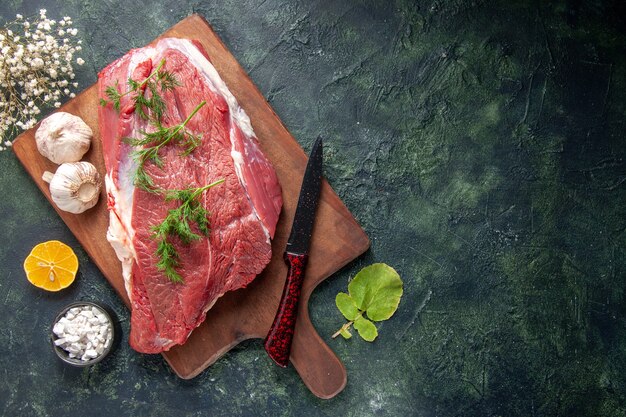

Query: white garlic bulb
left=35, top=112, right=93, bottom=164
left=42, top=162, right=102, bottom=214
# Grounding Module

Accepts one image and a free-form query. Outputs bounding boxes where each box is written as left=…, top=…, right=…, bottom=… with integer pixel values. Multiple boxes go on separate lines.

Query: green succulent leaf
left=348, top=263, right=403, bottom=321
left=332, top=263, right=403, bottom=342
left=335, top=292, right=359, bottom=321
left=353, top=316, right=378, bottom=342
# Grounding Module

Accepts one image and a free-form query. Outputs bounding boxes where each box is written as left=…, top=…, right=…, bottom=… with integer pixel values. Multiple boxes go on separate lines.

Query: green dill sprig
left=124, top=100, right=207, bottom=192
left=151, top=179, right=225, bottom=283
left=99, top=58, right=179, bottom=120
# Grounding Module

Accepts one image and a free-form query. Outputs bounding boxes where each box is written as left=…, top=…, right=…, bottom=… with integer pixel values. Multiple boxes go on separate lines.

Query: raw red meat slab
left=98, top=38, right=282, bottom=353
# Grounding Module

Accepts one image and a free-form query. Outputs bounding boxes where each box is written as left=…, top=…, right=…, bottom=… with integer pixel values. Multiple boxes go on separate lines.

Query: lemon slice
left=23, top=240, right=79, bottom=291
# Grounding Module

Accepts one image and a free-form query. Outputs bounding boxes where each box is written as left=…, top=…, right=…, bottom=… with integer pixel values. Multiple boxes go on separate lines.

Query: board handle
left=264, top=252, right=307, bottom=367
left=289, top=318, right=348, bottom=399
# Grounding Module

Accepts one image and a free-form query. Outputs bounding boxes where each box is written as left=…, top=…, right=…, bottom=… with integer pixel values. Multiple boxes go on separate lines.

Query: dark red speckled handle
left=264, top=252, right=309, bottom=367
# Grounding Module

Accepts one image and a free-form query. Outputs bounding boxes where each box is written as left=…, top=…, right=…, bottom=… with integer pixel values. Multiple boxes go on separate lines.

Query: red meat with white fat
left=97, top=38, right=282, bottom=353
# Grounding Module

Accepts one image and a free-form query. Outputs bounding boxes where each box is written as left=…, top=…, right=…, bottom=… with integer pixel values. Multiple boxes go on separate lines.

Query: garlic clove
left=42, top=162, right=102, bottom=214
left=35, top=112, right=93, bottom=164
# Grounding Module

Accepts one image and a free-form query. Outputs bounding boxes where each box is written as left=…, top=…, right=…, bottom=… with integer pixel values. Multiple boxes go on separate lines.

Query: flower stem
left=332, top=311, right=364, bottom=338
left=332, top=321, right=354, bottom=339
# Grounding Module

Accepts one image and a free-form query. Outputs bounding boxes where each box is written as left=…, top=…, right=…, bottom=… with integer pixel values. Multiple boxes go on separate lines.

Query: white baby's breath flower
left=0, top=11, right=84, bottom=149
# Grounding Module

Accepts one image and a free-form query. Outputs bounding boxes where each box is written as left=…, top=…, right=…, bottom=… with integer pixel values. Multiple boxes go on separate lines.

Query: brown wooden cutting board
left=12, top=14, right=369, bottom=399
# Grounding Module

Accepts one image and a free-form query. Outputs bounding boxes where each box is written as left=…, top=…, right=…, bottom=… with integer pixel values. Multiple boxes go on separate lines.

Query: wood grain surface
left=12, top=14, right=369, bottom=399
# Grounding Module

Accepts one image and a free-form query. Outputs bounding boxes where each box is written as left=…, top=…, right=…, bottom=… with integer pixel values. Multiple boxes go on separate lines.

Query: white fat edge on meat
left=156, top=38, right=255, bottom=137
left=155, top=38, right=271, bottom=242
left=103, top=47, right=155, bottom=299
left=106, top=142, right=141, bottom=299
left=154, top=336, right=175, bottom=350
left=105, top=174, right=135, bottom=297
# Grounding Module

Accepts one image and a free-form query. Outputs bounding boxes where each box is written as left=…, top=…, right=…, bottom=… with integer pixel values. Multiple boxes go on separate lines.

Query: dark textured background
left=1, top=1, right=625, bottom=416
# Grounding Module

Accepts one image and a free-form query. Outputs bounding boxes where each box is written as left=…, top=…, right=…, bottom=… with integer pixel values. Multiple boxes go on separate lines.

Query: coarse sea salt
left=53, top=305, right=113, bottom=362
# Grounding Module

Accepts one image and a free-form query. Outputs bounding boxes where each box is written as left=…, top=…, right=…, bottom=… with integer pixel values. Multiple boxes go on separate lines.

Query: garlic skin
left=35, top=112, right=93, bottom=164
left=42, top=162, right=102, bottom=214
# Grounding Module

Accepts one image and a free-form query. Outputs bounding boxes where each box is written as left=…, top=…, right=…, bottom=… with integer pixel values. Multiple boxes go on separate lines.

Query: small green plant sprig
left=99, top=58, right=178, bottom=121
left=151, top=180, right=225, bottom=283
left=333, top=263, right=403, bottom=341
left=123, top=100, right=206, bottom=192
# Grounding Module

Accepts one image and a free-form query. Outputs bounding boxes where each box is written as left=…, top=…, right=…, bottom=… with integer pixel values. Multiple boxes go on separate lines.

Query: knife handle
left=264, top=251, right=309, bottom=367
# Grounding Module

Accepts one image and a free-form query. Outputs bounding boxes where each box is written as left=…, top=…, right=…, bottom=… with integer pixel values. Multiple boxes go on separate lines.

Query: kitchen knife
left=264, top=137, right=323, bottom=367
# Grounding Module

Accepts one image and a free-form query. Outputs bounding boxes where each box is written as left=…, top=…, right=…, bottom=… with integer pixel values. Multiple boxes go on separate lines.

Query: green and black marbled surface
left=1, top=1, right=625, bottom=416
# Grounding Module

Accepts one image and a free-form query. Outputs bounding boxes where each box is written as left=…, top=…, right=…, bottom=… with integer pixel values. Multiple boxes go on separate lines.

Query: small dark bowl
left=51, top=301, right=115, bottom=367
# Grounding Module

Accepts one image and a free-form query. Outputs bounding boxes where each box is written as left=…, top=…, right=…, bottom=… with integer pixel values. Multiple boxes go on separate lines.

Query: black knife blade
left=264, top=136, right=323, bottom=367
left=286, top=137, right=323, bottom=255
